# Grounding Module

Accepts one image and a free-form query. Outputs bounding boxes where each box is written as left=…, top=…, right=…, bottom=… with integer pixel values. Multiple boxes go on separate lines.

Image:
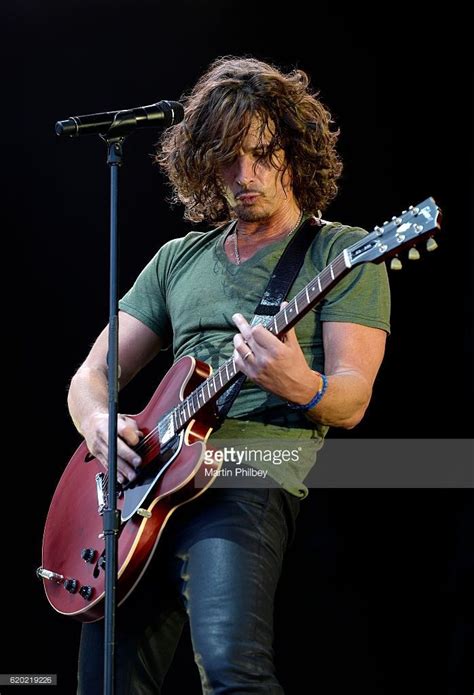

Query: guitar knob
left=408, top=247, right=420, bottom=261
left=390, top=257, right=403, bottom=271
left=426, top=237, right=438, bottom=252
left=64, top=579, right=79, bottom=594
left=79, top=585, right=94, bottom=601
left=81, top=548, right=97, bottom=563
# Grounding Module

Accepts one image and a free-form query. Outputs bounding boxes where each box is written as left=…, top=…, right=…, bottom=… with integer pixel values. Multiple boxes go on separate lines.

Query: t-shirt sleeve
left=118, top=240, right=179, bottom=347
left=315, top=225, right=391, bottom=333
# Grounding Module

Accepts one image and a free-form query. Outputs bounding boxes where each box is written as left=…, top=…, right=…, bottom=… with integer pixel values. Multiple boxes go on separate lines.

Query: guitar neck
left=171, top=249, right=350, bottom=431
left=262, top=249, right=350, bottom=336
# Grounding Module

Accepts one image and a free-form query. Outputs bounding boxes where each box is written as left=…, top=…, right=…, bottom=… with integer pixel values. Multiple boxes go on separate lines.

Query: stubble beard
left=235, top=203, right=268, bottom=223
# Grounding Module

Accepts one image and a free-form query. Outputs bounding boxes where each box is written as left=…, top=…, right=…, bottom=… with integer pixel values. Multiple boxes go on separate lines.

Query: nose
left=234, top=153, right=255, bottom=187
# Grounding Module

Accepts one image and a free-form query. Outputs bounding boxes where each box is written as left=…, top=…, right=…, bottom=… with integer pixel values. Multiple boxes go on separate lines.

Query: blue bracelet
left=287, top=373, right=328, bottom=411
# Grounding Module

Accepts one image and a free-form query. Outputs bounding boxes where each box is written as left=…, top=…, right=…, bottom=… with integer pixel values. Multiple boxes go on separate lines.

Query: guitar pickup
left=95, top=473, right=106, bottom=513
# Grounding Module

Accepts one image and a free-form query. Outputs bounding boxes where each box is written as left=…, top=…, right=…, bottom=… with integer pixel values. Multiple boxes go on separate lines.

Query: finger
left=118, top=416, right=142, bottom=446
left=280, top=324, right=299, bottom=346
left=232, top=335, right=256, bottom=373
left=231, top=313, right=253, bottom=342
left=233, top=345, right=255, bottom=366
left=232, top=312, right=281, bottom=354
left=233, top=330, right=256, bottom=359
left=248, top=323, right=281, bottom=351
left=278, top=302, right=300, bottom=346
left=117, top=458, right=139, bottom=483
left=233, top=332, right=250, bottom=351
left=95, top=447, right=138, bottom=484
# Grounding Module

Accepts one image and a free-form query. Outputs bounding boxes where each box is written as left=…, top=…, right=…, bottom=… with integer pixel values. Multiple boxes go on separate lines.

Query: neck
left=231, top=208, right=304, bottom=266
left=236, top=206, right=302, bottom=242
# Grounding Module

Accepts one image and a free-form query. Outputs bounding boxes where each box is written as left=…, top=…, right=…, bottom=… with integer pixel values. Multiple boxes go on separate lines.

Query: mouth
left=235, top=192, right=261, bottom=203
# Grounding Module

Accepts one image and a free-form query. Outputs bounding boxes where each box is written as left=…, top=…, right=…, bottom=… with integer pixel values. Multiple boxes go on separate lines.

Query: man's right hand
left=82, top=412, right=143, bottom=485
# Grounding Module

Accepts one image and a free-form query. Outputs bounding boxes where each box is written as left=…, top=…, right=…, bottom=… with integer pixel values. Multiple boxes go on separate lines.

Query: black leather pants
left=78, top=486, right=300, bottom=694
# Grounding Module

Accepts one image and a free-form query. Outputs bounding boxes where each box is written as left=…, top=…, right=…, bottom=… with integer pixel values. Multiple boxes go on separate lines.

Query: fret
left=329, top=263, right=335, bottom=280
left=317, top=276, right=322, bottom=293
left=275, top=314, right=282, bottom=334
left=293, top=296, right=298, bottom=314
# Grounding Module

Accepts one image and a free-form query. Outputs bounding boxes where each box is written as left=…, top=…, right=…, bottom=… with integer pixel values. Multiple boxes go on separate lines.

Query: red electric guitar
left=38, top=198, right=441, bottom=622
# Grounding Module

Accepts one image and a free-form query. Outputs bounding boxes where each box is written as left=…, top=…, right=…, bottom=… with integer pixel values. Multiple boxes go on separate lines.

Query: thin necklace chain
left=232, top=211, right=303, bottom=265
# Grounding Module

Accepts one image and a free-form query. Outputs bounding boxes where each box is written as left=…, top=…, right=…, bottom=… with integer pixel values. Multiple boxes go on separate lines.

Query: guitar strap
left=215, top=214, right=324, bottom=425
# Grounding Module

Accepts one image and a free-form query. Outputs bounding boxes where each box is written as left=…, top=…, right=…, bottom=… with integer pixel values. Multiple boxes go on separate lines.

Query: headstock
left=347, top=197, right=442, bottom=270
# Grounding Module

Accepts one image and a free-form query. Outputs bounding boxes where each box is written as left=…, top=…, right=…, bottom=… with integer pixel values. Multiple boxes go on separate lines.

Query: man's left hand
left=232, top=306, right=321, bottom=405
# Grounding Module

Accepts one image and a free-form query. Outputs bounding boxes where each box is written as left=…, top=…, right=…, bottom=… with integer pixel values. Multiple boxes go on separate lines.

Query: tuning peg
left=390, top=257, right=403, bottom=271
left=408, top=247, right=421, bottom=261
left=426, top=237, right=438, bottom=252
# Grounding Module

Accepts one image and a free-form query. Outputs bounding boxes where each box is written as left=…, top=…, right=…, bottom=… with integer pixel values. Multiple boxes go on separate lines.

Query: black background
left=4, top=1, right=473, bottom=693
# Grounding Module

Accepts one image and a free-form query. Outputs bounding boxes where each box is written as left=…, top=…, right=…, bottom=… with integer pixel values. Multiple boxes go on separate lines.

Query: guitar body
left=41, top=356, right=220, bottom=622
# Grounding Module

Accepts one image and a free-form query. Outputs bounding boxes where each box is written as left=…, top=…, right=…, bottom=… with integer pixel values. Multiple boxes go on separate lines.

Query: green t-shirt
left=119, top=219, right=390, bottom=498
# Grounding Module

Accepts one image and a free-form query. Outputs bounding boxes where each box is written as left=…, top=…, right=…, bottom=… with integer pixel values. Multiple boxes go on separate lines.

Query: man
left=70, top=56, right=390, bottom=693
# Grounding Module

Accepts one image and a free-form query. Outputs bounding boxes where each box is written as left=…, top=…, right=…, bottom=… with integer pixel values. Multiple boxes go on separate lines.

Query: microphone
left=55, top=99, right=184, bottom=137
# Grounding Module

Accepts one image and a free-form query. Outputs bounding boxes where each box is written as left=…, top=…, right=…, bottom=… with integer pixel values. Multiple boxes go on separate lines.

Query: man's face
left=219, top=116, right=295, bottom=222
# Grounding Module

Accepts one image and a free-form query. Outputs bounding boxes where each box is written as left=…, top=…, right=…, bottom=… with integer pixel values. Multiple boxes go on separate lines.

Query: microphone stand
left=101, top=113, right=149, bottom=693
left=101, top=134, right=124, bottom=695
left=56, top=103, right=183, bottom=695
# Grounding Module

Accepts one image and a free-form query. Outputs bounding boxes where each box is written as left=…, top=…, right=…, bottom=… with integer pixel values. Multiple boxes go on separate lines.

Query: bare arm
left=232, top=315, right=387, bottom=429
left=67, top=311, right=163, bottom=483
left=304, top=321, right=386, bottom=428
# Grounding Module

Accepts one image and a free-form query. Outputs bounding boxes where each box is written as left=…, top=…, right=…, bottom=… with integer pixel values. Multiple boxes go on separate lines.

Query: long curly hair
left=156, top=56, right=343, bottom=224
